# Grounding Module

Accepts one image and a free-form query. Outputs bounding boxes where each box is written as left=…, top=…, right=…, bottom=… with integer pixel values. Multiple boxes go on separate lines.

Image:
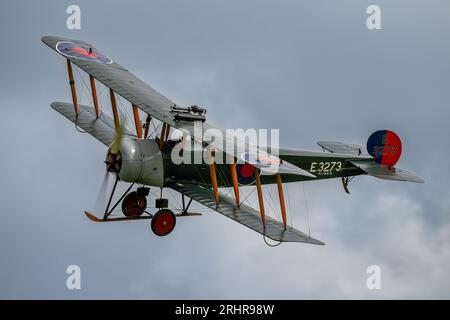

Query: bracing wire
left=116, top=95, right=133, bottom=133
left=301, top=182, right=311, bottom=237
left=285, top=181, right=293, bottom=228
left=73, top=68, right=88, bottom=134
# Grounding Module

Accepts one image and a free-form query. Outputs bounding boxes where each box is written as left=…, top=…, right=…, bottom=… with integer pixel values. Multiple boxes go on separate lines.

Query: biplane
left=42, top=36, right=423, bottom=245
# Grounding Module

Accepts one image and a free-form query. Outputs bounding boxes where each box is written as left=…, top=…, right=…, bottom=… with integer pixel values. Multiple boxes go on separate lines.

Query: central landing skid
left=84, top=210, right=201, bottom=223
left=84, top=211, right=152, bottom=222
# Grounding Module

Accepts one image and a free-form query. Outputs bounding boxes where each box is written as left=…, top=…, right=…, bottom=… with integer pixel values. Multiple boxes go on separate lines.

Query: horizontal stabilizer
left=170, top=182, right=324, bottom=245
left=350, top=160, right=424, bottom=183
left=317, top=141, right=368, bottom=156
left=51, top=102, right=134, bottom=146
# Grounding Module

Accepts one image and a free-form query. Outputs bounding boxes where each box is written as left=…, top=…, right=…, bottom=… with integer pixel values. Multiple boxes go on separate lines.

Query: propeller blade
left=110, top=106, right=129, bottom=154
left=95, top=171, right=111, bottom=213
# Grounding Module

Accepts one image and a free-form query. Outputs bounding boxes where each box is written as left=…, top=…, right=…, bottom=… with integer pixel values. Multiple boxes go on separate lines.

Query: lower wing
left=169, top=182, right=324, bottom=245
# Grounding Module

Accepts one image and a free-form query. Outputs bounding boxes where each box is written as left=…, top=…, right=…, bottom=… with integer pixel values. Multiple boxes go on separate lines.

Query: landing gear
left=121, top=187, right=149, bottom=217
left=84, top=183, right=199, bottom=237
left=151, top=209, right=176, bottom=236
left=122, top=191, right=147, bottom=217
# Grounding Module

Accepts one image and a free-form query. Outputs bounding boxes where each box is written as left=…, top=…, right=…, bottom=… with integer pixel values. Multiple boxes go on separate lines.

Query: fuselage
left=112, top=137, right=369, bottom=188
left=162, top=142, right=368, bottom=187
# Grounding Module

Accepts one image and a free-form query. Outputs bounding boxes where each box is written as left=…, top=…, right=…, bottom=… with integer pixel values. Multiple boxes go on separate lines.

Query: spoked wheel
left=151, top=209, right=176, bottom=236
left=122, top=191, right=147, bottom=217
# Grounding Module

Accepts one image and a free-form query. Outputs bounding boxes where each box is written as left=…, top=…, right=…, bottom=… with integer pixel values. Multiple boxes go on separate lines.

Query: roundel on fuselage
left=236, top=162, right=256, bottom=185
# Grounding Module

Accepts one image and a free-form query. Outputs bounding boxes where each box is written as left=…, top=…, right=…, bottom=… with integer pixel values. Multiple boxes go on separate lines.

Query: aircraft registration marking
left=310, top=161, right=342, bottom=176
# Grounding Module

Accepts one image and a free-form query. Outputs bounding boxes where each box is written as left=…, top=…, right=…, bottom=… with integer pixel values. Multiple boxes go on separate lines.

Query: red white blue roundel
left=366, top=130, right=402, bottom=167
left=236, top=162, right=256, bottom=185
left=56, top=41, right=113, bottom=64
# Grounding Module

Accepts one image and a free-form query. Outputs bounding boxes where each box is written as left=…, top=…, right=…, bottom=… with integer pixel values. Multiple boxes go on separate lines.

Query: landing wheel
left=151, top=209, right=176, bottom=236
left=122, top=191, right=147, bottom=217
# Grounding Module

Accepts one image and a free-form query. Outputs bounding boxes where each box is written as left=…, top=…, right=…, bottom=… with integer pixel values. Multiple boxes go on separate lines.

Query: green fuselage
left=163, top=146, right=368, bottom=187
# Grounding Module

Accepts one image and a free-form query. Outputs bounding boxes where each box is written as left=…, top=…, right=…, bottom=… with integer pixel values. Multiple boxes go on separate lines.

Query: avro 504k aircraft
left=42, top=36, right=423, bottom=246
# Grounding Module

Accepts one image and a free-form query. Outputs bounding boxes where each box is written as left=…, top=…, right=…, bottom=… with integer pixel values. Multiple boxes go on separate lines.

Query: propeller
left=94, top=106, right=131, bottom=213
left=110, top=121, right=123, bottom=155
left=95, top=170, right=111, bottom=214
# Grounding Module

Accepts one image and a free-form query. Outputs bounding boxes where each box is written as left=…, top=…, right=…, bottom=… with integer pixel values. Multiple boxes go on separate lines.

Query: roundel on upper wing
left=241, top=152, right=281, bottom=167
left=366, top=130, right=402, bottom=167
left=56, top=41, right=113, bottom=64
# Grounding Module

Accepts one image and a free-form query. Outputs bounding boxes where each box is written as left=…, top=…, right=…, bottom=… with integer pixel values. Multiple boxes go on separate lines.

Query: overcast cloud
left=0, top=0, right=449, bottom=299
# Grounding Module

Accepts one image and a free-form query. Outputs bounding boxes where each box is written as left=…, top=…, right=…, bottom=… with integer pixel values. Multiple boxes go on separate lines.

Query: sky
left=0, top=0, right=449, bottom=299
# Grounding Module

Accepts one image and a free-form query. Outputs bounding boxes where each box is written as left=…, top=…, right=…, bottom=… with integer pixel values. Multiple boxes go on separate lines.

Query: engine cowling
left=106, top=138, right=164, bottom=187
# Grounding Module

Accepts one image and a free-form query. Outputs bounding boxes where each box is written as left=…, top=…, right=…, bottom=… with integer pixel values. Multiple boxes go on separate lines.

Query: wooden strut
left=230, top=158, right=240, bottom=206
left=276, top=174, right=287, bottom=229
left=165, top=125, right=171, bottom=141
left=255, top=169, right=266, bottom=227
left=89, top=75, right=100, bottom=117
left=66, top=60, right=79, bottom=115
left=209, top=148, right=220, bottom=206
left=132, top=104, right=142, bottom=138
left=109, top=89, right=120, bottom=132
left=144, top=115, right=152, bottom=138
left=159, top=123, right=167, bottom=150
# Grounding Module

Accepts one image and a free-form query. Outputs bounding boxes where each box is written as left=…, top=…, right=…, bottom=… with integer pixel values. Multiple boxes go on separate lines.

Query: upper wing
left=170, top=182, right=324, bottom=245
left=42, top=36, right=177, bottom=126
left=350, top=160, right=424, bottom=183
left=317, top=141, right=368, bottom=156
left=42, top=36, right=314, bottom=178
left=51, top=102, right=134, bottom=146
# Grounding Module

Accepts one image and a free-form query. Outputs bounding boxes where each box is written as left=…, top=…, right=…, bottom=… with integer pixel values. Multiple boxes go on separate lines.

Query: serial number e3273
left=309, top=161, right=343, bottom=176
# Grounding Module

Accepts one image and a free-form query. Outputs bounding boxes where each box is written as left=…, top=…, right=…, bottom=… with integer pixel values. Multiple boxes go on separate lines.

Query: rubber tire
left=121, top=191, right=147, bottom=217
left=151, top=209, right=176, bottom=236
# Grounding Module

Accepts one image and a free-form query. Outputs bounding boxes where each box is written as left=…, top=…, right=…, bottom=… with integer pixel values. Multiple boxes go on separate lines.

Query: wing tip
left=307, top=237, right=325, bottom=246
left=41, top=35, right=57, bottom=45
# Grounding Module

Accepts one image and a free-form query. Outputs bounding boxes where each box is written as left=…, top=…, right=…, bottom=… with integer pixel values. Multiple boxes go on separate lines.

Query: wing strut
left=143, top=115, right=152, bottom=138
left=159, top=123, right=167, bottom=150
left=165, top=125, right=171, bottom=141
left=276, top=174, right=288, bottom=228
left=132, top=104, right=142, bottom=138
left=66, top=60, right=78, bottom=115
left=230, top=158, right=240, bottom=207
left=89, top=75, right=100, bottom=117
left=208, top=148, right=220, bottom=206
left=109, top=89, right=120, bottom=132
left=255, top=170, right=266, bottom=227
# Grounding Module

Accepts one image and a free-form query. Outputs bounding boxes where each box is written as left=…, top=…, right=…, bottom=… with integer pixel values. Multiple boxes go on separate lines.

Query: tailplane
left=319, top=130, right=424, bottom=183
